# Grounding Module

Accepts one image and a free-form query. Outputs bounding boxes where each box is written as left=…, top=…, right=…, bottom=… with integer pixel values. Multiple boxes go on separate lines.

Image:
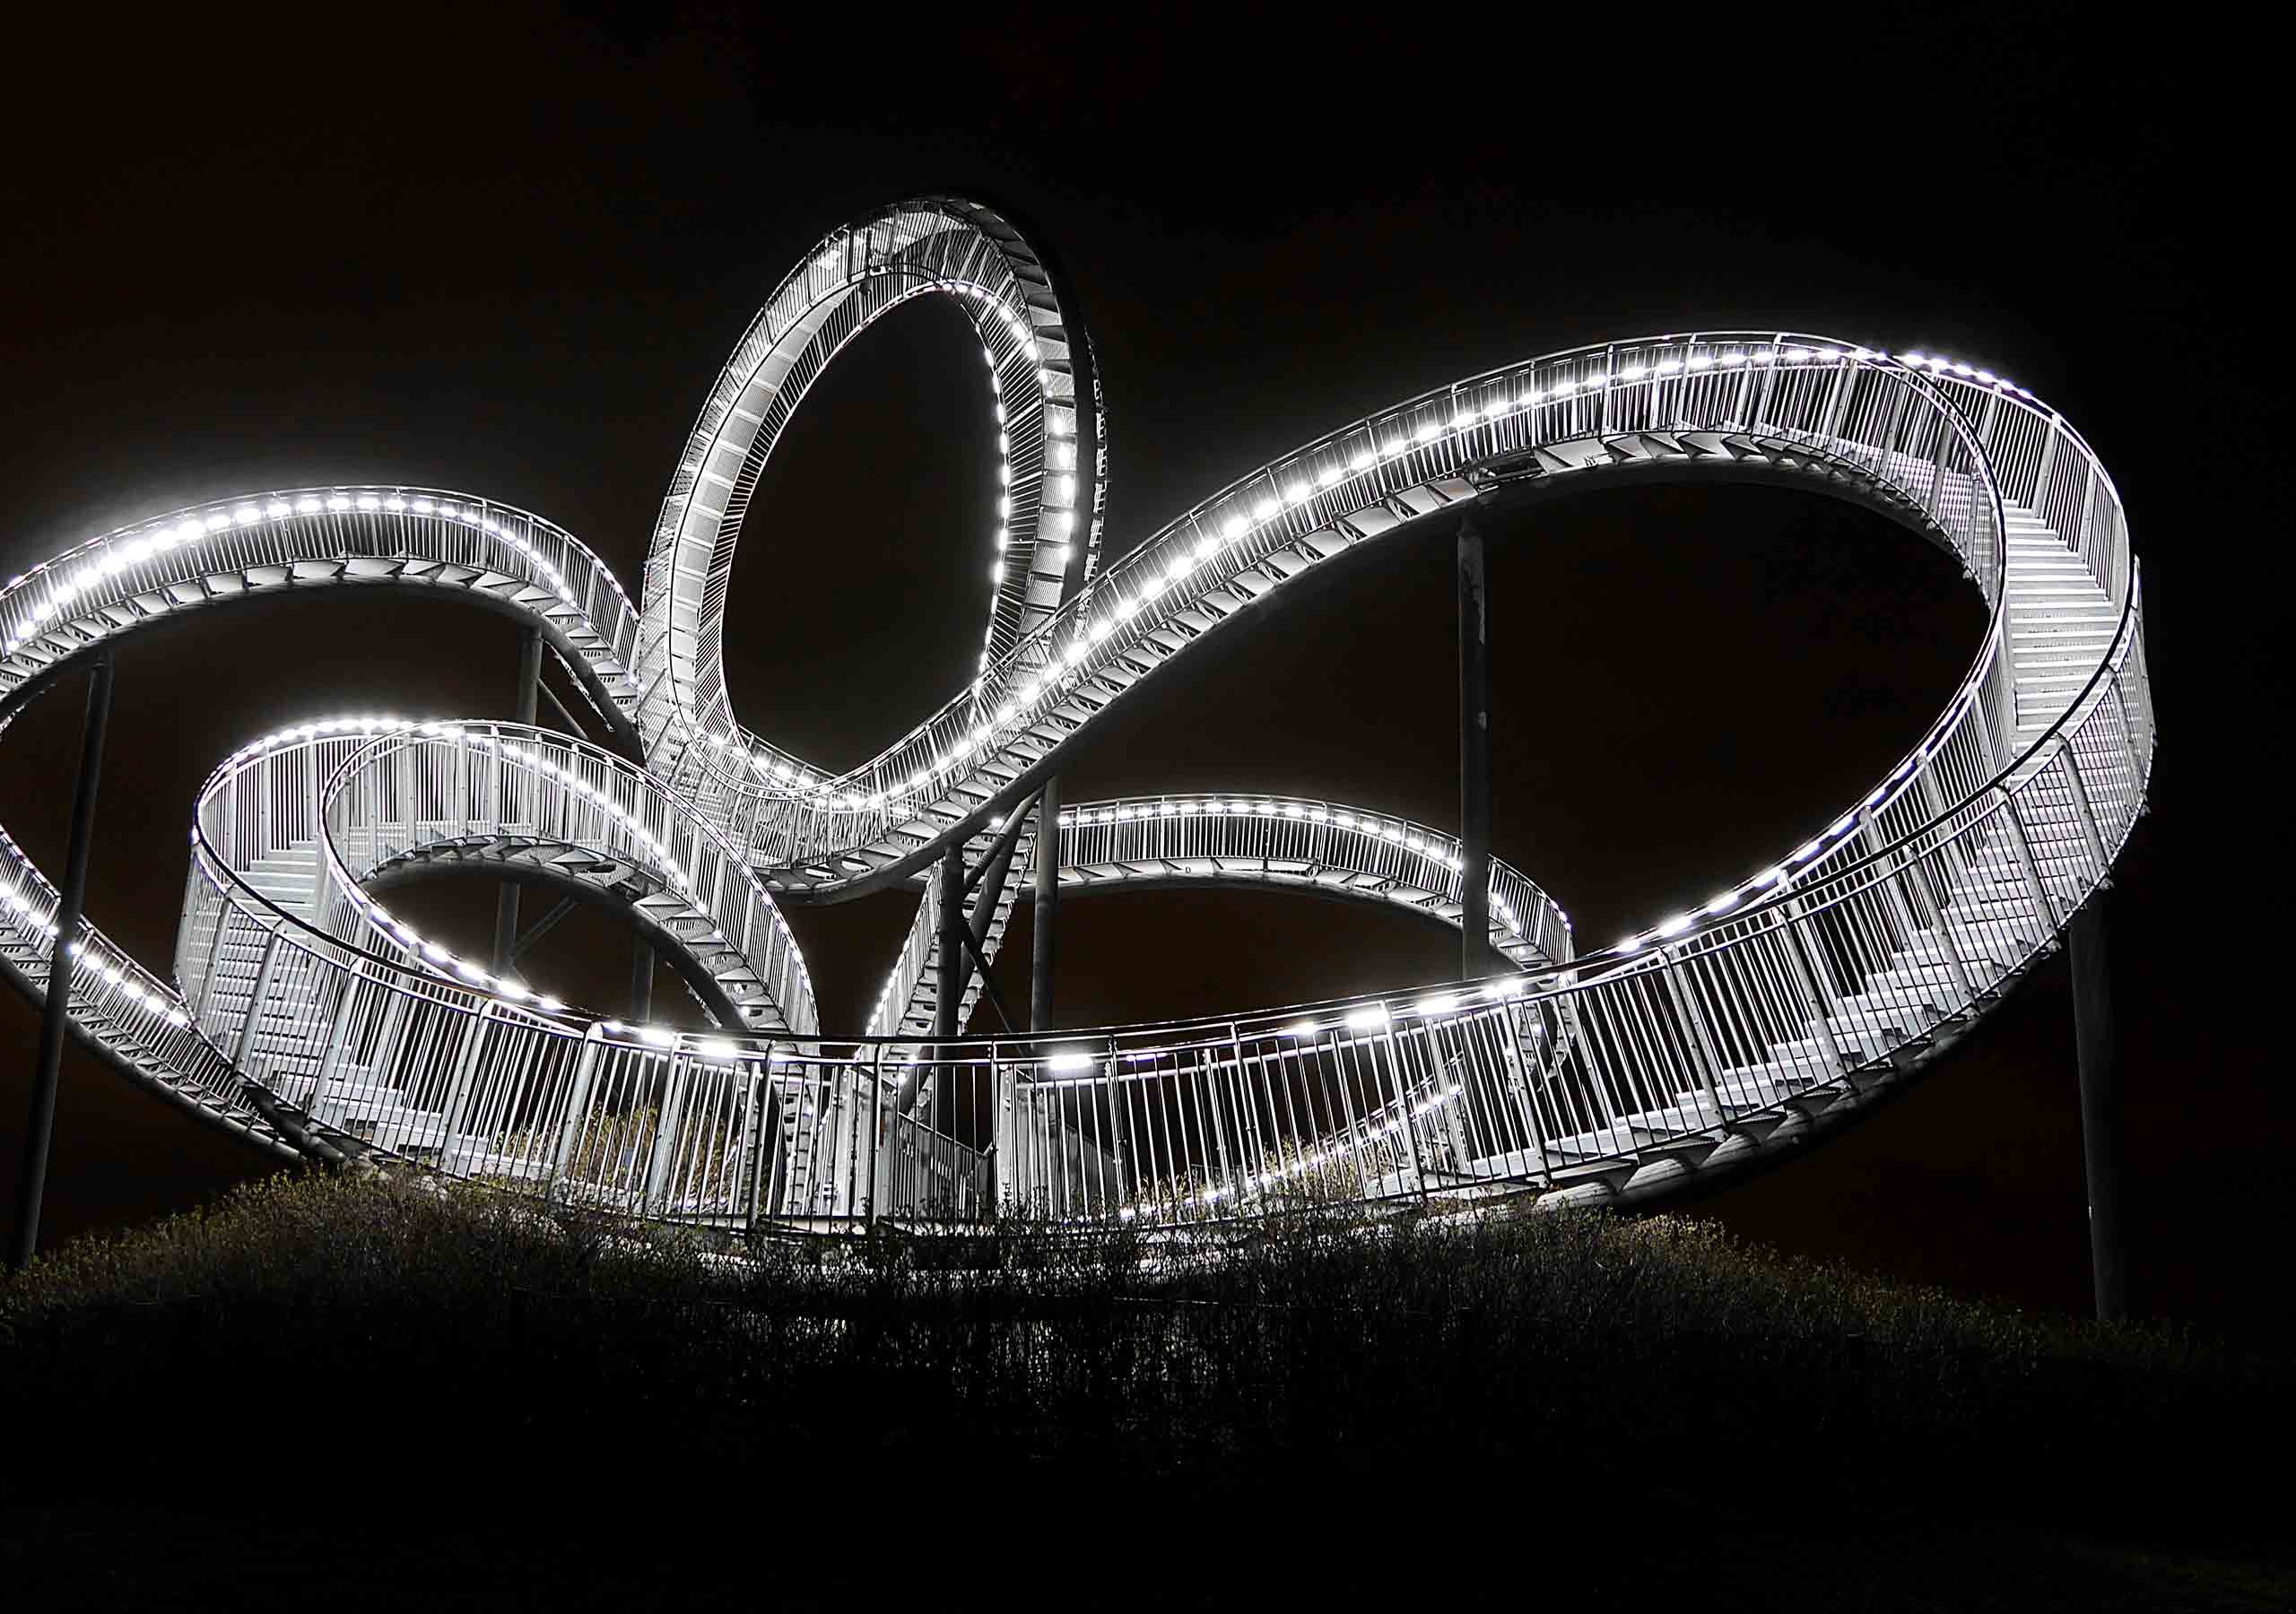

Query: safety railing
left=0, top=282, right=2150, bottom=1233
left=161, top=333, right=2145, bottom=1229
left=154, top=560, right=2145, bottom=1230
left=1048, top=793, right=1573, bottom=968
left=0, top=488, right=642, bottom=714
left=858, top=790, right=1570, bottom=1062
left=1, top=821, right=255, bottom=1134
left=635, top=198, right=1105, bottom=803
left=178, top=717, right=815, bottom=1035
left=160, top=525, right=2134, bottom=1231
left=665, top=335, right=2006, bottom=889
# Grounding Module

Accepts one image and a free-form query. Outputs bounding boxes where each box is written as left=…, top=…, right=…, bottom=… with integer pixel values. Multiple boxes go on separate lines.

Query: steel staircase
left=0, top=204, right=2151, bottom=1235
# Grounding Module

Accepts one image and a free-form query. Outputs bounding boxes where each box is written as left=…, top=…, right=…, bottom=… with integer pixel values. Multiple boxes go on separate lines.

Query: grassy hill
left=3, top=1174, right=2290, bottom=1610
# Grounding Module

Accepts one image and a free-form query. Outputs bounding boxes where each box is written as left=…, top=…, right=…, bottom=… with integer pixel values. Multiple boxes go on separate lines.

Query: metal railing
left=1045, top=793, right=1572, bottom=969
left=633, top=197, right=1108, bottom=803
left=860, top=792, right=1572, bottom=1050
left=0, top=193, right=2151, bottom=1233
left=0, top=487, right=644, bottom=721
left=653, top=334, right=2009, bottom=897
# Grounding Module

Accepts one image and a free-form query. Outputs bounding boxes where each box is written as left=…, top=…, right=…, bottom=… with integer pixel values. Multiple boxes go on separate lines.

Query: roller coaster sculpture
left=1, top=198, right=2152, bottom=1236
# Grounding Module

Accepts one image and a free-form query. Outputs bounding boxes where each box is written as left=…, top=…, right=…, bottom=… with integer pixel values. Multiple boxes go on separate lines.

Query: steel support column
left=1457, top=508, right=1495, bottom=983
left=492, top=626, right=544, bottom=976
left=629, top=938, right=655, bottom=1022
left=2069, top=897, right=2126, bottom=1323
left=11, top=650, right=113, bottom=1271
left=935, top=843, right=969, bottom=1040
left=1031, top=777, right=1061, bottom=1030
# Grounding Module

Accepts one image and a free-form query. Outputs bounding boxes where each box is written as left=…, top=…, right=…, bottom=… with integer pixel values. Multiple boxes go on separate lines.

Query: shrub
left=0, top=1174, right=2283, bottom=1539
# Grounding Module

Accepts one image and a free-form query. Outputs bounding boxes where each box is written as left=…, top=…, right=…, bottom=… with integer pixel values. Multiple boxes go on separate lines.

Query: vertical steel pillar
left=11, top=651, right=113, bottom=1271
left=1457, top=508, right=1495, bottom=983
left=934, top=845, right=970, bottom=1154
left=629, top=938, right=654, bottom=1022
left=1031, top=777, right=1061, bottom=1030
left=510, top=621, right=543, bottom=722
left=2069, top=898, right=2126, bottom=1323
left=935, top=844, right=968, bottom=1040
left=492, top=627, right=544, bottom=976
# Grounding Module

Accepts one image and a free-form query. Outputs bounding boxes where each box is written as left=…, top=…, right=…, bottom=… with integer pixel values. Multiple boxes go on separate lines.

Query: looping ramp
left=0, top=195, right=2152, bottom=1228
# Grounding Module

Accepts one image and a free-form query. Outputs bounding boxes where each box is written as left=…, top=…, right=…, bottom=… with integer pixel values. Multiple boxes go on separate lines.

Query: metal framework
left=0, top=195, right=2152, bottom=1243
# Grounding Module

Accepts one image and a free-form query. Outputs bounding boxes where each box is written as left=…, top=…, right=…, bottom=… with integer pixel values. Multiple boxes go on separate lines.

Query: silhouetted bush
left=1, top=1175, right=2283, bottom=1538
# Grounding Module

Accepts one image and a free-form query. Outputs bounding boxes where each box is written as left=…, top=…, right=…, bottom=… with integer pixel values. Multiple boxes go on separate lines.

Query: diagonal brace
left=509, top=892, right=582, bottom=964
left=964, top=785, right=1043, bottom=897
left=959, top=926, right=1017, bottom=1033
left=537, top=679, right=592, bottom=742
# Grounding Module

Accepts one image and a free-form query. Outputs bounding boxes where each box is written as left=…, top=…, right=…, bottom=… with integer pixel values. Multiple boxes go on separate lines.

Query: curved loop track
left=0, top=196, right=2152, bottom=1227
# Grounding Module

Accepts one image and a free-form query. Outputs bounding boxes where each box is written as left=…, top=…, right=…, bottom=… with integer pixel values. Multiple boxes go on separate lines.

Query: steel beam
left=536, top=677, right=591, bottom=742
left=965, top=790, right=1038, bottom=897
left=492, top=625, right=545, bottom=976
left=1457, top=509, right=1495, bottom=982
left=510, top=892, right=582, bottom=964
left=10, top=650, right=113, bottom=1271
left=959, top=926, right=1016, bottom=1033
left=629, top=938, right=655, bottom=1022
left=1031, top=777, right=1061, bottom=1030
left=935, top=844, right=969, bottom=1039
left=2069, top=897, right=2126, bottom=1323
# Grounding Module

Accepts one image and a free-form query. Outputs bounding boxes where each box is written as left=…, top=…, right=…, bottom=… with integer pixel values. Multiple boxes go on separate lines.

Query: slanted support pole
left=2069, top=897, right=2126, bottom=1323
left=510, top=893, right=581, bottom=965
left=1031, top=777, right=1062, bottom=1031
left=535, top=678, right=590, bottom=742
left=11, top=649, right=113, bottom=1271
left=492, top=626, right=544, bottom=976
left=959, top=928, right=1018, bottom=1033
left=1457, top=508, right=1497, bottom=983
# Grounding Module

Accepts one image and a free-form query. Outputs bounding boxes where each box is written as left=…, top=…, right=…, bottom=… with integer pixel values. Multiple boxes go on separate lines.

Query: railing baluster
left=1996, top=787, right=2063, bottom=938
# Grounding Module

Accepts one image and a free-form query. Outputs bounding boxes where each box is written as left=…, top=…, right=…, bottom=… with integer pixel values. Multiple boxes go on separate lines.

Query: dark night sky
left=1, top=9, right=2278, bottom=1330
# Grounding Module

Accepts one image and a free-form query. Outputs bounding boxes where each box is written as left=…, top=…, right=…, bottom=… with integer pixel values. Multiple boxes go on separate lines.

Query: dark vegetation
left=4, top=1175, right=2292, bottom=1610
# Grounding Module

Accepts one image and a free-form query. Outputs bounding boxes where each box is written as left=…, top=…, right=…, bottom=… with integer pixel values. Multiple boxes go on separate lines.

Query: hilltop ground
left=3, top=1175, right=2289, bottom=1610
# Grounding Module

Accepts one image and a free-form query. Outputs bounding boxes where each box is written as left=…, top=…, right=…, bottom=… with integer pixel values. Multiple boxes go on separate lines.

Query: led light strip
left=679, top=337, right=2015, bottom=845
left=195, top=718, right=815, bottom=1038
left=2, top=488, right=639, bottom=681
left=0, top=196, right=2142, bottom=1225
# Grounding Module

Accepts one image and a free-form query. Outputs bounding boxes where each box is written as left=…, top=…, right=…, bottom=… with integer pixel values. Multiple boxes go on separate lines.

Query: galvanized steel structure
left=2, top=196, right=2151, bottom=1257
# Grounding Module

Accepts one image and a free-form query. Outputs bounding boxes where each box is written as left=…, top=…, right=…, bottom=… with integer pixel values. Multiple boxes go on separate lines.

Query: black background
left=0, top=7, right=2276, bottom=1331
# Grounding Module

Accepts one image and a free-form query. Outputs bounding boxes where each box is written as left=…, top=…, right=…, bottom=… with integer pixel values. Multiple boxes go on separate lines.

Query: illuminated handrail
left=1, top=487, right=643, bottom=722
left=0, top=194, right=2150, bottom=1229
left=857, top=792, right=1572, bottom=1054
left=664, top=335, right=2012, bottom=899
